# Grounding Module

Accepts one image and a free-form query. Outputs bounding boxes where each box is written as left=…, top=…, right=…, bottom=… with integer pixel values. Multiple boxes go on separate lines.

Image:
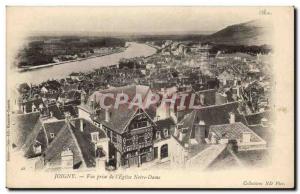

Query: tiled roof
left=45, top=80, right=61, bottom=89
left=245, top=111, right=271, bottom=126
left=187, top=144, right=227, bottom=170
left=71, top=119, right=107, bottom=140
left=174, top=111, right=197, bottom=146
left=88, top=84, right=150, bottom=108
left=42, top=92, right=60, bottom=100
left=47, top=104, right=64, bottom=120
left=60, top=104, right=77, bottom=117
left=23, top=131, right=47, bottom=158
left=66, top=90, right=81, bottom=99
left=176, top=109, right=193, bottom=122
left=94, top=104, right=137, bottom=134
left=209, top=122, right=262, bottom=142
left=43, top=120, right=66, bottom=143
left=218, top=71, right=234, bottom=80
left=43, top=119, right=107, bottom=169
left=69, top=123, right=97, bottom=168
left=10, top=112, right=41, bottom=148
left=194, top=101, right=243, bottom=127
left=61, top=84, right=79, bottom=92
left=155, top=118, right=176, bottom=131
left=22, top=119, right=45, bottom=158
left=23, top=98, right=44, bottom=113
left=174, top=102, right=245, bottom=146
left=43, top=124, right=85, bottom=169
left=195, top=89, right=217, bottom=106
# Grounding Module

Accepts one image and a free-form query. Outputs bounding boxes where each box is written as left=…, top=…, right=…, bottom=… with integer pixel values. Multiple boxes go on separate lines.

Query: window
left=33, top=142, right=42, bottom=154
left=91, top=132, right=99, bottom=142
left=126, top=138, right=133, bottom=146
left=95, top=146, right=105, bottom=158
left=163, top=128, right=169, bottom=137
left=109, top=130, right=113, bottom=141
left=112, top=132, right=117, bottom=143
left=138, top=135, right=145, bottom=143
left=160, top=144, right=168, bottom=159
left=50, top=133, right=55, bottom=138
left=137, top=109, right=143, bottom=114
left=156, top=131, right=161, bottom=140
left=131, top=121, right=148, bottom=129
left=154, top=147, right=158, bottom=159
left=117, top=135, right=122, bottom=144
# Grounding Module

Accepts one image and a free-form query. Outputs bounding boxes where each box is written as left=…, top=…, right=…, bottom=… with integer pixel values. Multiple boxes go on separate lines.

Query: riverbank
left=17, top=48, right=126, bottom=72
left=14, top=42, right=157, bottom=85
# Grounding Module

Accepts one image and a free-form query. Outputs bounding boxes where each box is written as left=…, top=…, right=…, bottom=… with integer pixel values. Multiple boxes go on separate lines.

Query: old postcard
left=6, top=6, right=294, bottom=189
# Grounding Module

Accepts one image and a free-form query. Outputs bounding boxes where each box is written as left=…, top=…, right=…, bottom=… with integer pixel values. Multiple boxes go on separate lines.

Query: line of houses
left=10, top=83, right=271, bottom=171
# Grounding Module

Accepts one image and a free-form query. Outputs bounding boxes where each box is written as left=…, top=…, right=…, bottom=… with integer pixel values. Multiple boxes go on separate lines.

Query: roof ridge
left=119, top=107, right=140, bottom=133
left=193, top=101, right=239, bottom=110
left=21, top=119, right=43, bottom=153
left=184, top=111, right=198, bottom=144
left=244, top=110, right=271, bottom=116
left=44, top=123, right=68, bottom=151
left=210, top=122, right=243, bottom=128
left=41, top=122, right=49, bottom=147
left=43, top=119, right=66, bottom=124
left=66, top=122, right=88, bottom=168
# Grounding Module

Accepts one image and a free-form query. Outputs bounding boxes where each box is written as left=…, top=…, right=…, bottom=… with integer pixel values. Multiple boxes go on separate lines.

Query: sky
left=6, top=7, right=262, bottom=36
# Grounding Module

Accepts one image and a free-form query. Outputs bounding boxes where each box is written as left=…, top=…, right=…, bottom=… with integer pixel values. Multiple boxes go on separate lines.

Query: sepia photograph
left=5, top=6, right=295, bottom=189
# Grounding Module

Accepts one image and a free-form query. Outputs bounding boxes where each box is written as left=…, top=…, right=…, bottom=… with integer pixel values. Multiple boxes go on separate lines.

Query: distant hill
left=206, top=20, right=272, bottom=46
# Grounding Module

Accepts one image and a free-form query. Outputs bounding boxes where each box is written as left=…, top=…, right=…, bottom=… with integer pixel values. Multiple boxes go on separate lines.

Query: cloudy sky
left=7, top=7, right=263, bottom=36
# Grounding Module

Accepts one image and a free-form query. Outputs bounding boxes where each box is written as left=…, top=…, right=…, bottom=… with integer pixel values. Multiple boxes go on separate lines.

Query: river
left=13, top=42, right=157, bottom=85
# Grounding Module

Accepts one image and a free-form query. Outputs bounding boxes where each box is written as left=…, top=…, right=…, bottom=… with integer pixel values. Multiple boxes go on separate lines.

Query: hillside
left=206, top=20, right=272, bottom=46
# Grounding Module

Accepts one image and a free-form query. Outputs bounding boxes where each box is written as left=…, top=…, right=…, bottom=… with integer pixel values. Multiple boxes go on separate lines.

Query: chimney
left=178, top=128, right=187, bottom=142
left=236, top=86, right=240, bottom=97
left=80, top=119, right=84, bottom=132
left=174, top=126, right=179, bottom=137
left=65, top=111, right=71, bottom=122
left=199, top=94, right=205, bottom=105
left=178, top=131, right=184, bottom=141
left=242, top=132, right=251, bottom=143
left=261, top=118, right=268, bottom=127
left=61, top=148, right=73, bottom=169
left=195, top=120, right=206, bottom=143
left=80, top=91, right=86, bottom=104
left=210, top=132, right=217, bottom=144
left=234, top=79, right=237, bottom=86
left=229, top=112, right=235, bottom=124
left=105, top=109, right=111, bottom=122
left=90, top=99, right=94, bottom=110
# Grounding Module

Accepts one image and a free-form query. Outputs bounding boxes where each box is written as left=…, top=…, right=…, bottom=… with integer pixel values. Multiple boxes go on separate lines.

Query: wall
left=153, top=138, right=172, bottom=163
left=169, top=136, right=188, bottom=167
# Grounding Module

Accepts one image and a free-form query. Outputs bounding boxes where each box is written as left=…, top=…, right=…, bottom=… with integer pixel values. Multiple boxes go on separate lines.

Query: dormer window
left=95, top=146, right=105, bottom=158
left=156, top=131, right=161, bottom=140
left=163, top=128, right=169, bottom=137
left=177, top=123, right=183, bottom=128
left=50, top=133, right=55, bottom=138
left=33, top=141, right=42, bottom=154
left=91, top=132, right=99, bottom=142
left=181, top=128, right=188, bottom=134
